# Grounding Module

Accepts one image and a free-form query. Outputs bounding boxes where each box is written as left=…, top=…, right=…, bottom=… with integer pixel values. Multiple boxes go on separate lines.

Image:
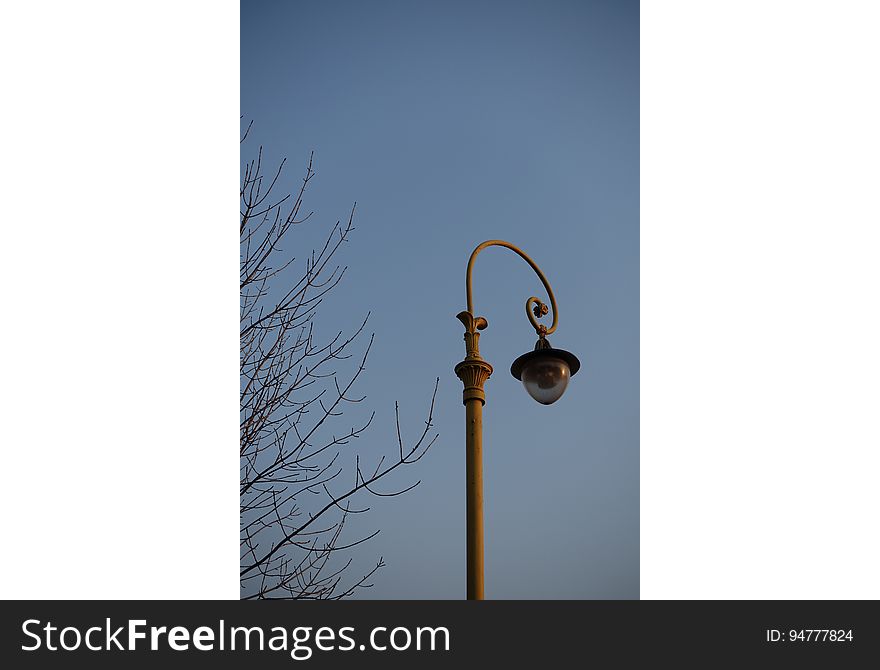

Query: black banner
left=2, top=601, right=877, bottom=666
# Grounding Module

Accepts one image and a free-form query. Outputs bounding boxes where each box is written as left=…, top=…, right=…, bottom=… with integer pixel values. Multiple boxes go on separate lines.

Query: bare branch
left=240, top=128, right=438, bottom=599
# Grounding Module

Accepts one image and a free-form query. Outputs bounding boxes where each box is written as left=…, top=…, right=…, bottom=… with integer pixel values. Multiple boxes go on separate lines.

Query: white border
left=0, top=1, right=240, bottom=598
left=642, top=1, right=880, bottom=598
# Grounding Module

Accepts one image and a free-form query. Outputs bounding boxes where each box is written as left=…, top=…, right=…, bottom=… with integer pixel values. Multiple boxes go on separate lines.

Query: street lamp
left=454, top=239, right=580, bottom=600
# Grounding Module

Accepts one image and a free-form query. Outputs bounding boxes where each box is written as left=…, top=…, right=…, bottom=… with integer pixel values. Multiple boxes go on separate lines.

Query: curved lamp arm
left=464, top=239, right=558, bottom=337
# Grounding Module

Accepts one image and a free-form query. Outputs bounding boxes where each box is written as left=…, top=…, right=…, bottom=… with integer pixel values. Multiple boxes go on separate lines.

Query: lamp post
left=455, top=240, right=581, bottom=600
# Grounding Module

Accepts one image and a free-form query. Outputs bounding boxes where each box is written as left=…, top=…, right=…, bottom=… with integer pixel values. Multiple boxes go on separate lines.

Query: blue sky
left=242, top=0, right=638, bottom=598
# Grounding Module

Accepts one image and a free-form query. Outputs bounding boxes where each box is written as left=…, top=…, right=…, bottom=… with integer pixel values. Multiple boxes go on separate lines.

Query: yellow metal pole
left=465, top=394, right=484, bottom=600
left=455, top=311, right=492, bottom=600
left=455, top=240, right=558, bottom=600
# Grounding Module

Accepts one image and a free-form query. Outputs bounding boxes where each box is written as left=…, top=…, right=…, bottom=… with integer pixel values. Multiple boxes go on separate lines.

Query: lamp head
left=510, top=338, right=580, bottom=405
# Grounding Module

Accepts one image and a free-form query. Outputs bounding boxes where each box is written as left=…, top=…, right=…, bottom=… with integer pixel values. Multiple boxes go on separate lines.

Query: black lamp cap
left=510, top=339, right=581, bottom=380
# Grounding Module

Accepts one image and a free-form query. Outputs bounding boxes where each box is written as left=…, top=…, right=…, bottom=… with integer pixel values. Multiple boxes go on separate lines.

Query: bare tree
left=240, top=122, right=438, bottom=599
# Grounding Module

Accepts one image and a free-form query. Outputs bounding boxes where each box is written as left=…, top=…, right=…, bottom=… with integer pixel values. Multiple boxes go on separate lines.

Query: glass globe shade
left=520, top=356, right=570, bottom=405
